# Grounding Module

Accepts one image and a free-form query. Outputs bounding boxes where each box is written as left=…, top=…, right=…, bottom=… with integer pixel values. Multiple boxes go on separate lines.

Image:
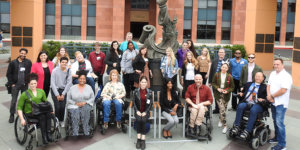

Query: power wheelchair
left=226, top=103, right=271, bottom=150
left=14, top=114, right=61, bottom=150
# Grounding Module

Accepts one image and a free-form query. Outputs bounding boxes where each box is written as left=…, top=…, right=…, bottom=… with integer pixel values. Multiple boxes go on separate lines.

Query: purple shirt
left=176, top=48, right=190, bottom=68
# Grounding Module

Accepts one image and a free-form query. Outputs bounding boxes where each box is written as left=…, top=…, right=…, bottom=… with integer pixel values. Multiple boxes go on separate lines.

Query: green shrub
left=42, top=41, right=62, bottom=60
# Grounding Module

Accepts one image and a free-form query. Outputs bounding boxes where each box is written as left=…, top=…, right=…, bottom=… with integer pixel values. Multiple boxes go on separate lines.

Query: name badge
left=97, top=56, right=101, bottom=60
left=146, top=99, right=150, bottom=104
left=241, top=61, right=244, bottom=64
left=20, top=67, right=25, bottom=72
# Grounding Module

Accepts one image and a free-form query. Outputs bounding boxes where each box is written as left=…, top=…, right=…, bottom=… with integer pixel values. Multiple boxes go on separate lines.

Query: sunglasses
left=248, top=57, right=255, bottom=59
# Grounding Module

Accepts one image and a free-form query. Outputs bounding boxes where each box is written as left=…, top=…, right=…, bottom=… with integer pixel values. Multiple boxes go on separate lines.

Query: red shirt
left=88, top=51, right=106, bottom=74
left=140, top=89, right=147, bottom=112
left=185, top=84, right=213, bottom=105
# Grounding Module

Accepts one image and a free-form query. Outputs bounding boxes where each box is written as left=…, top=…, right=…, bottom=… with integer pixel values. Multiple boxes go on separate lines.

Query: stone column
left=191, top=0, right=198, bottom=42
left=230, top=0, right=246, bottom=44
left=10, top=0, right=44, bottom=61
left=216, top=0, right=223, bottom=44
left=55, top=0, right=61, bottom=40
left=244, top=0, right=277, bottom=70
left=280, top=0, right=288, bottom=46
left=292, top=0, right=300, bottom=87
left=81, top=0, right=87, bottom=40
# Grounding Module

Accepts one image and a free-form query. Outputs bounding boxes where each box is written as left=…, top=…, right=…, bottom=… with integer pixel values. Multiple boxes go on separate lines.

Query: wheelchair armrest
left=153, top=102, right=157, bottom=109
left=157, top=102, right=161, bottom=109
left=129, top=101, right=133, bottom=108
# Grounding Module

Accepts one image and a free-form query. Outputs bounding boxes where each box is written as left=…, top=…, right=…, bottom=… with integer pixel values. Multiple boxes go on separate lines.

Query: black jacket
left=240, top=82, right=270, bottom=110
left=181, top=62, right=200, bottom=81
left=6, top=58, right=32, bottom=85
left=133, top=88, right=153, bottom=114
left=208, top=58, right=231, bottom=84
left=159, top=90, right=180, bottom=113
left=104, top=50, right=123, bottom=74
left=132, top=55, right=151, bottom=83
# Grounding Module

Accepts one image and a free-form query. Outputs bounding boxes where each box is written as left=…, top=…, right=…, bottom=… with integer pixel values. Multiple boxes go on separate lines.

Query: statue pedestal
left=150, top=58, right=163, bottom=101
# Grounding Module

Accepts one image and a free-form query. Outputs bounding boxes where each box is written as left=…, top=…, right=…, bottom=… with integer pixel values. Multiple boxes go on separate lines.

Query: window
left=61, top=0, right=82, bottom=40
left=45, top=0, right=55, bottom=39
left=286, top=0, right=295, bottom=45
left=197, top=0, right=217, bottom=42
left=0, top=1, right=10, bottom=36
left=222, top=0, right=232, bottom=43
left=131, top=0, right=149, bottom=10
left=87, top=0, right=96, bottom=40
left=275, top=0, right=282, bottom=43
left=183, top=0, right=193, bottom=39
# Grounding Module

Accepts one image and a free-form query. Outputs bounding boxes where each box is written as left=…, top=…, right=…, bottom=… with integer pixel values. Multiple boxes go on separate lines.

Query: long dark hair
left=161, top=78, right=177, bottom=100
left=109, top=41, right=122, bottom=59
left=187, top=40, right=197, bottom=57
left=137, top=46, right=148, bottom=58
left=37, top=51, right=49, bottom=62
left=127, top=41, right=134, bottom=50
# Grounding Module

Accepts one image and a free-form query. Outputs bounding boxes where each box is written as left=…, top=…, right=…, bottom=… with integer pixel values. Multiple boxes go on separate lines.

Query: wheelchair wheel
left=14, top=116, right=28, bottom=145
left=121, top=124, right=127, bottom=133
left=226, top=128, right=234, bottom=140
left=251, top=137, right=259, bottom=150
left=259, top=128, right=268, bottom=146
left=25, top=145, right=33, bottom=150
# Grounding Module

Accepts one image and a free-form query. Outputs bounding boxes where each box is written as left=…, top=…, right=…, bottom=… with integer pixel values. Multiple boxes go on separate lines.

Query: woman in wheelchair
left=66, top=70, right=94, bottom=136
left=101, top=69, right=126, bottom=129
left=231, top=72, right=269, bottom=139
left=133, top=76, right=153, bottom=150
left=159, top=78, right=180, bottom=139
left=17, top=73, right=53, bottom=145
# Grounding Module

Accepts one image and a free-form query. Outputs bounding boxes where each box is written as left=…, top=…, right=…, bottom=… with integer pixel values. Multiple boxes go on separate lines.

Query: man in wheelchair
left=185, top=74, right=213, bottom=136
left=231, top=72, right=270, bottom=140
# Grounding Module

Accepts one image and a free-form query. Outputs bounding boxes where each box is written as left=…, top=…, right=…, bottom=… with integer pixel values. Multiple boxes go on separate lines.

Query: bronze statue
left=139, top=0, right=179, bottom=59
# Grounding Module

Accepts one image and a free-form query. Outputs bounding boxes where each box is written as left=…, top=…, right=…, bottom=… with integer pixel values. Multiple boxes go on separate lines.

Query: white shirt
left=268, top=69, right=293, bottom=108
left=220, top=73, right=226, bottom=89
left=71, top=59, right=93, bottom=77
left=247, top=63, right=255, bottom=82
left=185, top=63, right=195, bottom=80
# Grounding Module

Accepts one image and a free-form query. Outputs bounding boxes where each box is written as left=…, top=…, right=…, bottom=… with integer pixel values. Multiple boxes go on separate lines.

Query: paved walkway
left=0, top=53, right=299, bottom=150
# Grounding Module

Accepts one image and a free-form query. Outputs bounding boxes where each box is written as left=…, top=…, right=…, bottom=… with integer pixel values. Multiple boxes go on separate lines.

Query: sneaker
left=240, top=130, right=249, bottom=140
left=222, top=126, right=228, bottom=134
left=268, top=138, right=278, bottom=144
left=218, top=121, right=223, bottom=128
left=103, top=122, right=108, bottom=130
left=231, top=125, right=240, bottom=135
left=117, top=122, right=121, bottom=129
left=9, top=114, right=14, bottom=123
left=271, top=144, right=286, bottom=150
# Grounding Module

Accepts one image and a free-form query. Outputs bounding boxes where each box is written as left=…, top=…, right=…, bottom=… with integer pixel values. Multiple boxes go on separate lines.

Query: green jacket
left=239, top=64, right=263, bottom=87
left=17, top=89, right=47, bottom=114
left=212, top=72, right=235, bottom=102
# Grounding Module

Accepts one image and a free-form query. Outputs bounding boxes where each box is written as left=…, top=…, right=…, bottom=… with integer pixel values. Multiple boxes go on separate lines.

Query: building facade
left=0, top=0, right=296, bottom=45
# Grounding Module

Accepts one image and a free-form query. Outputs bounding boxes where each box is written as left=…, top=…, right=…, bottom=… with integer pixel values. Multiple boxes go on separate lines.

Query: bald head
left=194, top=74, right=203, bottom=86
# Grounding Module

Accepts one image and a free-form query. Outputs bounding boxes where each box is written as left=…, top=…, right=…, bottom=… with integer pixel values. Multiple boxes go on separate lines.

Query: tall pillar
left=215, top=0, right=223, bottom=44
left=81, top=0, right=87, bottom=40
left=244, top=0, right=277, bottom=71
left=96, top=0, right=112, bottom=41
left=230, top=0, right=246, bottom=44
left=55, top=0, right=61, bottom=40
left=124, top=0, right=131, bottom=38
left=10, top=0, right=44, bottom=61
left=191, top=0, right=198, bottom=42
left=112, top=0, right=125, bottom=41
left=292, top=0, right=300, bottom=87
left=280, top=0, right=288, bottom=46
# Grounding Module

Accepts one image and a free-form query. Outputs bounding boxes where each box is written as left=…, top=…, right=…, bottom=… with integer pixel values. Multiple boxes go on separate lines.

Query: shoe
left=141, top=140, right=146, bottom=150
left=240, top=130, right=249, bottom=140
left=218, top=121, right=223, bottom=128
left=103, top=122, right=108, bottom=130
left=117, top=122, right=121, bottom=129
left=167, top=130, right=172, bottom=138
left=222, top=126, right=228, bottom=134
left=42, top=135, right=49, bottom=145
left=163, top=129, right=168, bottom=139
left=60, top=121, right=65, bottom=128
left=9, top=114, right=14, bottom=123
left=271, top=144, right=286, bottom=150
left=213, top=109, right=219, bottom=114
left=46, top=131, right=53, bottom=143
left=268, top=138, right=278, bottom=144
left=188, top=127, right=195, bottom=135
left=231, top=125, right=240, bottom=135
left=196, top=125, right=202, bottom=135
left=136, top=139, right=141, bottom=149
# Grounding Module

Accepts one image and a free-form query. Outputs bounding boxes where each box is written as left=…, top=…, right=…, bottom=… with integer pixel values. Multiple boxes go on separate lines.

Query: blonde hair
left=201, top=48, right=211, bottom=62
left=184, top=51, right=199, bottom=70
left=109, top=69, right=119, bottom=81
left=166, top=47, right=176, bottom=67
left=55, top=47, right=70, bottom=65
left=74, top=51, right=83, bottom=58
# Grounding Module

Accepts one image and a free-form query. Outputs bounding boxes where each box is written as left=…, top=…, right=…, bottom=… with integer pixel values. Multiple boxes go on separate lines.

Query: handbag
left=176, top=105, right=184, bottom=117
left=5, top=82, right=12, bottom=94
left=25, top=91, right=53, bottom=115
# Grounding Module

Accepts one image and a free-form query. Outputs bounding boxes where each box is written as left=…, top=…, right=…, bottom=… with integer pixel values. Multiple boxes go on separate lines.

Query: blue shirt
left=246, top=83, right=260, bottom=104
left=230, top=58, right=248, bottom=80
left=160, top=56, right=178, bottom=78
left=119, top=41, right=139, bottom=52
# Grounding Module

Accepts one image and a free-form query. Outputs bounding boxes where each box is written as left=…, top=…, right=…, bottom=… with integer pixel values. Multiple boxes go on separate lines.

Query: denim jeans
left=234, top=102, right=263, bottom=132
left=271, top=105, right=287, bottom=147
left=73, top=77, right=95, bottom=93
left=103, top=99, right=123, bottom=122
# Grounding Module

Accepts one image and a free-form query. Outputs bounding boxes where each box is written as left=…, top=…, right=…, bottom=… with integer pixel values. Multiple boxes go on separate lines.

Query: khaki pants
left=189, top=105, right=208, bottom=128
left=216, top=96, right=229, bottom=126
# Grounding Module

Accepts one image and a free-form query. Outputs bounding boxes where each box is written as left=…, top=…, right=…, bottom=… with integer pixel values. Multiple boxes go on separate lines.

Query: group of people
left=6, top=33, right=293, bottom=150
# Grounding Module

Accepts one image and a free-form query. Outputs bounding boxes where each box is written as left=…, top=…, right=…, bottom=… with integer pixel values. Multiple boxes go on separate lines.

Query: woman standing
left=181, top=51, right=199, bottom=98
left=67, top=70, right=94, bottom=136
left=212, top=63, right=234, bottom=134
left=187, top=40, right=197, bottom=57
left=52, top=47, right=71, bottom=68
left=159, top=78, right=180, bottom=139
left=160, top=47, right=178, bottom=86
left=132, top=47, right=153, bottom=88
left=133, top=76, right=153, bottom=150
left=17, top=73, right=53, bottom=145
left=31, top=51, right=54, bottom=97
left=197, top=48, right=211, bottom=85
left=104, top=41, right=123, bottom=74
left=176, top=41, right=190, bottom=69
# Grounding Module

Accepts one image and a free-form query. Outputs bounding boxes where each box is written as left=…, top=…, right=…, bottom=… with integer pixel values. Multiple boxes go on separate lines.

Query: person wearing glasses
left=229, top=50, right=248, bottom=111
left=239, top=53, right=263, bottom=91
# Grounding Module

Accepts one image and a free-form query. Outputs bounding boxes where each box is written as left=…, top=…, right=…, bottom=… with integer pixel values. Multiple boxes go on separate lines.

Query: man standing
left=185, top=74, right=213, bottom=135
left=229, top=50, right=248, bottom=110
left=89, top=42, right=105, bottom=88
left=120, top=32, right=139, bottom=52
left=51, top=57, right=73, bottom=127
left=6, top=48, right=32, bottom=123
left=267, top=58, right=292, bottom=150
left=239, top=53, right=263, bottom=91
left=208, top=48, right=230, bottom=114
